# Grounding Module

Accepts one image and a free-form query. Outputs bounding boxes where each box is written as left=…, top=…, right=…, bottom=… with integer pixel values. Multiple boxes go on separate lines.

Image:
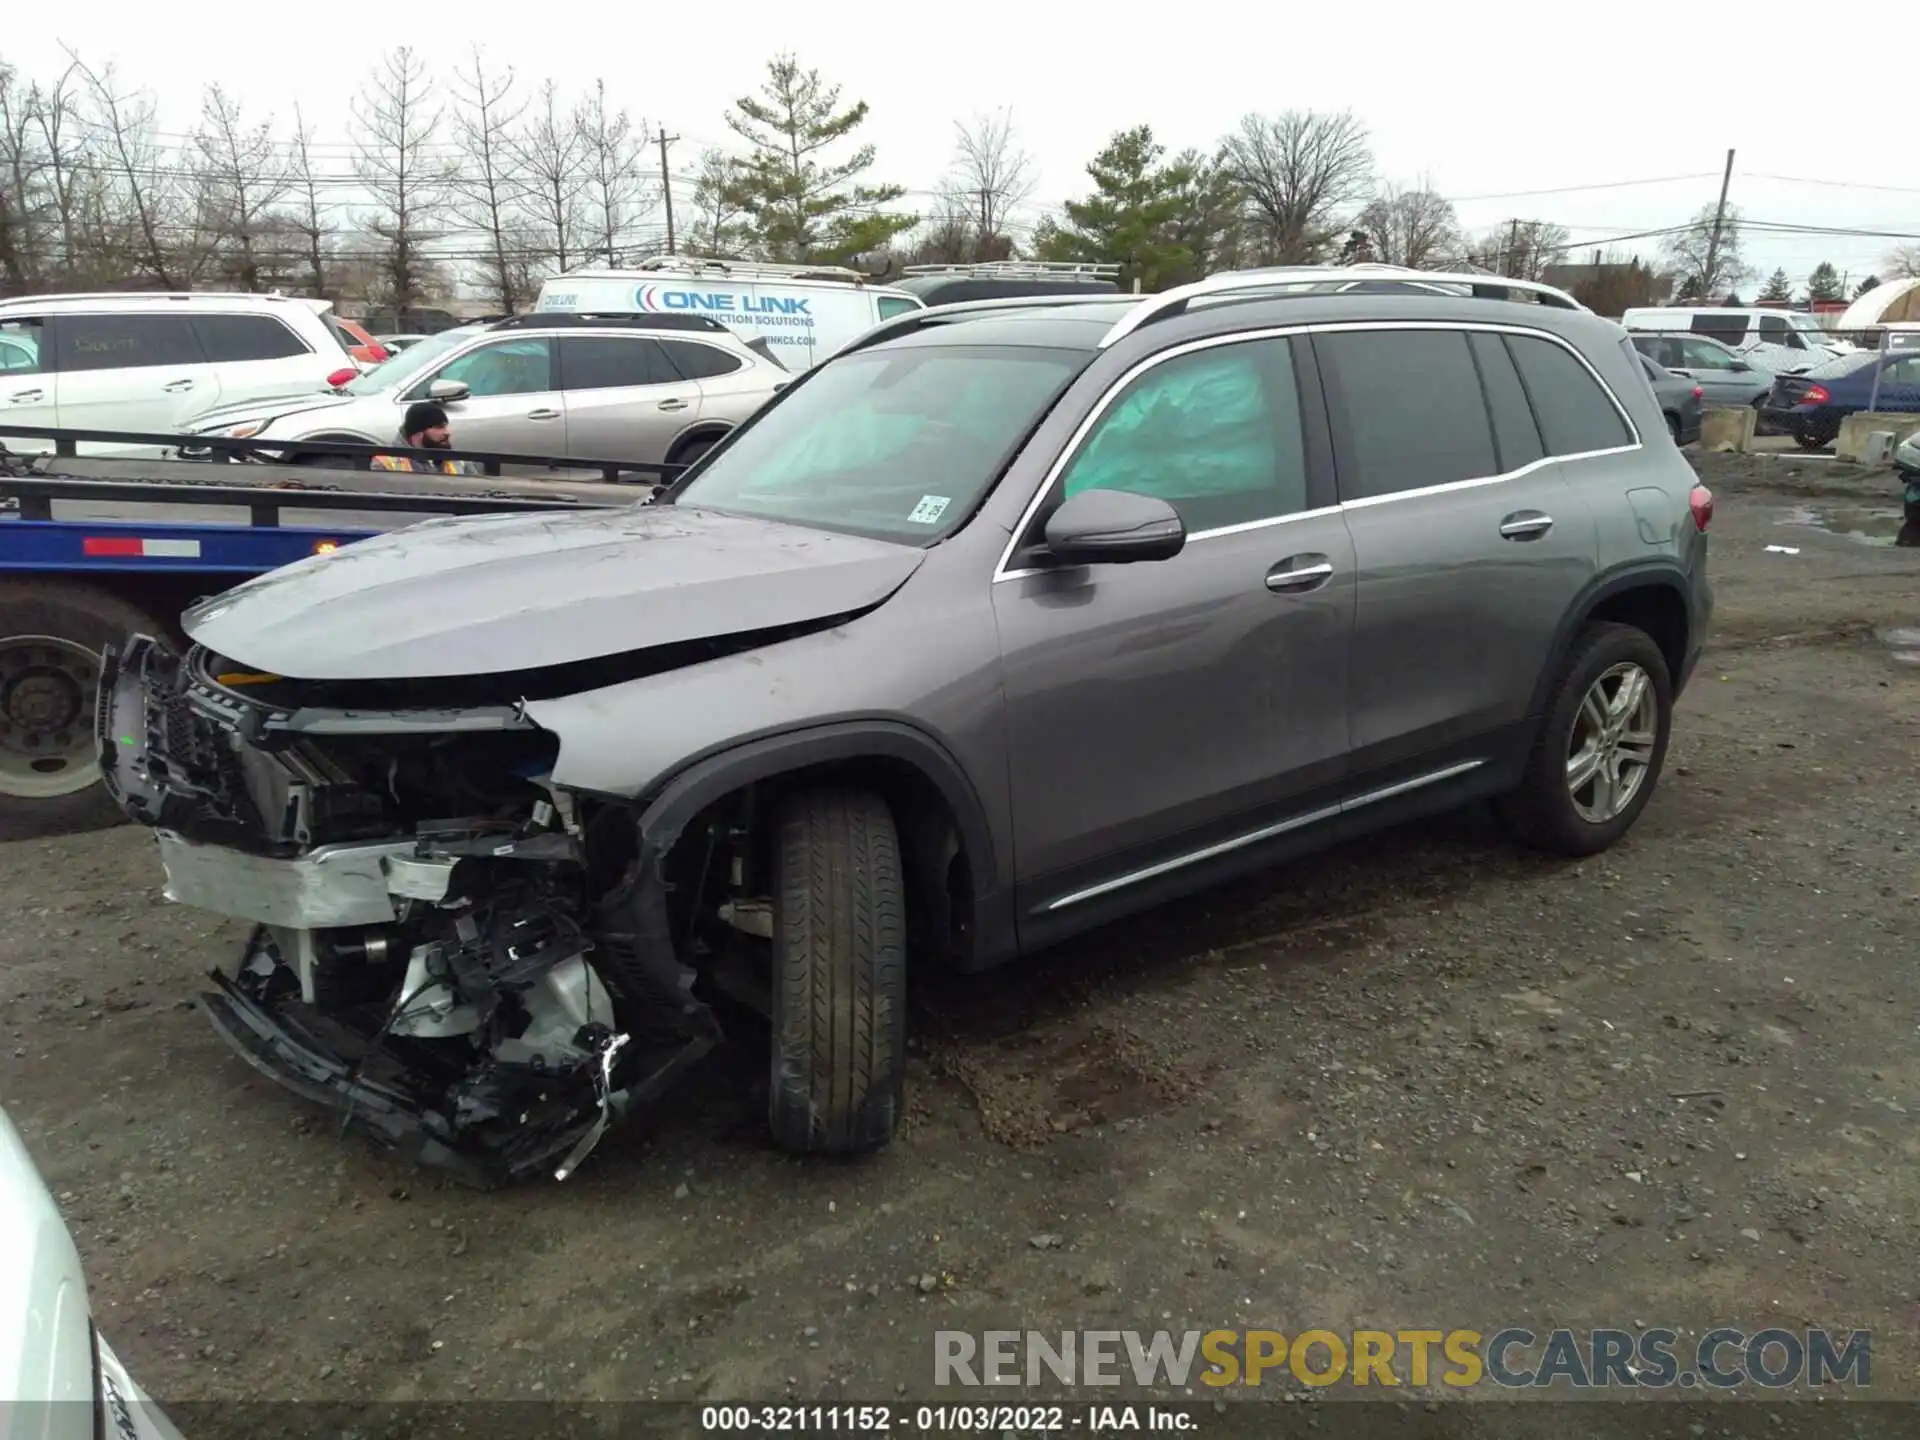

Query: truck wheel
left=767, top=788, right=908, bottom=1156
left=0, top=580, right=159, bottom=841
left=1498, top=622, right=1673, bottom=858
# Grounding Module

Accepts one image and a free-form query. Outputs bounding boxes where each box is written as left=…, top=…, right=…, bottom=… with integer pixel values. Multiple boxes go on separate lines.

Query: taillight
left=1803, top=384, right=1830, bottom=405
left=368, top=345, right=390, bottom=362
left=325, top=367, right=357, bottom=388
left=1691, top=385, right=1703, bottom=400
left=1689, top=483, right=1714, bottom=532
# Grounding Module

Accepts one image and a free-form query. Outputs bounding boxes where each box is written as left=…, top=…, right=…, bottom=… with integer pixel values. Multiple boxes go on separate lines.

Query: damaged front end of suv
left=93, top=499, right=933, bottom=1187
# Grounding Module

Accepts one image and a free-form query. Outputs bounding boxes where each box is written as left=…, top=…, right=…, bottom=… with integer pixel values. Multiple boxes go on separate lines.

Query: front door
left=1673, top=336, right=1765, bottom=405
left=413, top=335, right=564, bottom=455
left=1316, top=326, right=1602, bottom=774
left=0, top=317, right=55, bottom=453
left=993, top=334, right=1353, bottom=928
left=50, top=312, right=224, bottom=453
left=555, top=334, right=700, bottom=462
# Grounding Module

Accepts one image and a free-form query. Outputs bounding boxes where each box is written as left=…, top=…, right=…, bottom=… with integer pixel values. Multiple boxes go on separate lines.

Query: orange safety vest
left=371, top=453, right=478, bottom=476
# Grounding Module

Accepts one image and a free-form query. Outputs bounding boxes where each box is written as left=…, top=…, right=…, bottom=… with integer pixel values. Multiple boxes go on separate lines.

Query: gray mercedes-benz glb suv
left=98, top=268, right=1713, bottom=1184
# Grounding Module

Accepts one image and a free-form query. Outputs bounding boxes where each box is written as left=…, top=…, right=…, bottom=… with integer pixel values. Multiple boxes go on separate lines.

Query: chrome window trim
left=1041, top=757, right=1485, bottom=912
left=991, top=320, right=1643, bottom=584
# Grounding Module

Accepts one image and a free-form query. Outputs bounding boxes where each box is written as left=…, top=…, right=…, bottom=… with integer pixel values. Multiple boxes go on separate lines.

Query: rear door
left=0, top=317, right=56, bottom=452
left=49, top=311, right=222, bottom=451
left=1321, top=325, right=1602, bottom=776
left=658, top=337, right=772, bottom=427
left=406, top=334, right=563, bottom=455
left=190, top=312, right=324, bottom=407
left=555, top=334, right=698, bottom=461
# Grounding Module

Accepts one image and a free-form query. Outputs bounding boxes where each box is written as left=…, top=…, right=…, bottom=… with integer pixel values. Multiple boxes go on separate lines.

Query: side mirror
left=427, top=379, right=470, bottom=402
left=1041, top=488, right=1186, bottom=566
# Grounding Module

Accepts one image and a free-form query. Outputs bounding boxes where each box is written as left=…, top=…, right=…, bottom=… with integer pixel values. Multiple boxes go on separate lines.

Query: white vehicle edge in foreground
left=0, top=1107, right=182, bottom=1440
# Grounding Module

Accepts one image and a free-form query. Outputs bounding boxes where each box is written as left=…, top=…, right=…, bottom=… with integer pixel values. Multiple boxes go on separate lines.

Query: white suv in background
left=0, top=292, right=359, bottom=456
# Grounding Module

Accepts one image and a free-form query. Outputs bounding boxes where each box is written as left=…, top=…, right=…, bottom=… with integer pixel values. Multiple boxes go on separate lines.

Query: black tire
left=1498, top=621, right=1674, bottom=858
left=1665, top=412, right=1681, bottom=442
left=1793, top=426, right=1834, bottom=452
left=0, top=579, right=162, bottom=842
left=767, top=787, right=908, bottom=1155
left=667, top=432, right=721, bottom=471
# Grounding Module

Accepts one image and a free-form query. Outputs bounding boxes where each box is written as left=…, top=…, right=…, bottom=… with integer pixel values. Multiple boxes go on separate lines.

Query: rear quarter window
left=192, top=314, right=311, bottom=363
left=1504, top=334, right=1635, bottom=455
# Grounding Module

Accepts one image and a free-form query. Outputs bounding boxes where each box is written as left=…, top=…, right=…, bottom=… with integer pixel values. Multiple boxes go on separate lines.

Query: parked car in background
left=3, top=1106, right=181, bottom=1440
left=1629, top=332, right=1773, bottom=409
left=1636, top=352, right=1704, bottom=444
left=0, top=292, right=360, bottom=456
left=327, top=314, right=391, bottom=367
left=1759, top=349, right=1920, bottom=450
left=535, top=255, right=926, bottom=371
left=179, top=310, right=788, bottom=469
left=1621, top=306, right=1844, bottom=374
left=892, top=260, right=1124, bottom=307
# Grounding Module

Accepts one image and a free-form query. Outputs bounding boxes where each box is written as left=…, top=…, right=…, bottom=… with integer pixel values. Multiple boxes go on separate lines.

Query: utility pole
left=1700, top=148, right=1735, bottom=301
left=1505, top=218, right=1520, bottom=277
left=657, top=127, right=681, bottom=255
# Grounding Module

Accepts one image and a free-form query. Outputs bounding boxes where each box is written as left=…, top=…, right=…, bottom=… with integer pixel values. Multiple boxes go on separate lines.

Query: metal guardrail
left=0, top=473, right=628, bottom=525
left=0, top=423, right=679, bottom=484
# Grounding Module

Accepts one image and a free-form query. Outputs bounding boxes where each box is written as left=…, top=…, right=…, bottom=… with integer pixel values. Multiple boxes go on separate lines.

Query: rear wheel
left=667, top=432, right=723, bottom=472
left=0, top=580, right=163, bottom=841
left=1498, top=622, right=1673, bottom=857
left=767, top=788, right=908, bottom=1155
left=1793, top=423, right=1837, bottom=451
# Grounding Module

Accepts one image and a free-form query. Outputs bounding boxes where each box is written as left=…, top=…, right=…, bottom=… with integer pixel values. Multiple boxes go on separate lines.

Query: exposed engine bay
left=97, top=635, right=729, bottom=1187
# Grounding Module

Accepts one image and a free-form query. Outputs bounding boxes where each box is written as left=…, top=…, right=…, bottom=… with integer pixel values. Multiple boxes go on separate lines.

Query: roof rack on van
left=623, top=254, right=872, bottom=285
left=899, top=260, right=1124, bottom=280
left=836, top=292, right=1139, bottom=359
left=488, top=310, right=730, bottom=333
left=1097, top=266, right=1588, bottom=347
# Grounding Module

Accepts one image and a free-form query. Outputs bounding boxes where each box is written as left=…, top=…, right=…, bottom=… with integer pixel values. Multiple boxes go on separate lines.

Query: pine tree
left=1034, top=125, right=1211, bottom=292
left=1805, top=261, right=1844, bottom=305
left=1855, top=274, right=1881, bottom=299
left=1758, top=267, right=1793, bottom=304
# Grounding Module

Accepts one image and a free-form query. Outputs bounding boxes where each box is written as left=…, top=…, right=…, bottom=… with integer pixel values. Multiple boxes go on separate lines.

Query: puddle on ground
left=1879, top=628, right=1920, bottom=667
left=1778, top=504, right=1904, bottom=546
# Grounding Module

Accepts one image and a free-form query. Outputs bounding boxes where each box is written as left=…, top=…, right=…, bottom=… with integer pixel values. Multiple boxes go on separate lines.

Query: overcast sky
left=7, top=0, right=1913, bottom=294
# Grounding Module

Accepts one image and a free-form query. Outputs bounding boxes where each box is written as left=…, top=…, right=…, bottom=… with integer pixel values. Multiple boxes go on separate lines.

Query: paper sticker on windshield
left=908, top=495, right=951, bottom=525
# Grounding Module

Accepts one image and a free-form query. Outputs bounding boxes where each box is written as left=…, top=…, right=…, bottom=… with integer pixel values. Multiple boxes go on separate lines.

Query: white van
left=1619, top=306, right=1848, bottom=375
left=535, top=257, right=925, bottom=372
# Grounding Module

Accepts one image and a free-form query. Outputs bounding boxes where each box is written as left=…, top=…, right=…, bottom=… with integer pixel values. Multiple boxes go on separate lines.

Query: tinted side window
left=191, top=314, right=309, bottom=363
left=54, top=314, right=204, bottom=373
left=560, top=335, right=676, bottom=389
left=876, top=296, right=921, bottom=321
left=1315, top=328, right=1497, bottom=500
left=1058, top=337, right=1308, bottom=531
left=1689, top=314, right=1747, bottom=347
left=1467, top=331, right=1544, bottom=472
left=1504, top=334, right=1634, bottom=456
left=660, top=340, right=743, bottom=380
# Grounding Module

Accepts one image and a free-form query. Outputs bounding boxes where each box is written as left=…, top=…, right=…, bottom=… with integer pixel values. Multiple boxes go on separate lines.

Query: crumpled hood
left=183, top=504, right=925, bottom=680
left=181, top=390, right=358, bottom=431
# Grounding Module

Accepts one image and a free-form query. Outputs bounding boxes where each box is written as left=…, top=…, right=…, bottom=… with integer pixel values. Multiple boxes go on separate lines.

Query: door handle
left=1499, top=511, right=1554, bottom=540
left=526, top=408, right=561, bottom=420
left=657, top=398, right=689, bottom=412
left=163, top=378, right=195, bottom=392
left=8, top=389, right=42, bottom=404
left=1265, top=556, right=1333, bottom=593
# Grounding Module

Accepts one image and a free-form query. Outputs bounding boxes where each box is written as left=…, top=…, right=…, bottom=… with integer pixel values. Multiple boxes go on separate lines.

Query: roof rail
left=623, top=254, right=872, bottom=285
left=1097, top=266, right=1590, bottom=347
left=488, top=310, right=729, bottom=333
left=0, top=290, right=299, bottom=306
left=835, top=292, right=1141, bottom=359
left=899, top=260, right=1124, bottom=279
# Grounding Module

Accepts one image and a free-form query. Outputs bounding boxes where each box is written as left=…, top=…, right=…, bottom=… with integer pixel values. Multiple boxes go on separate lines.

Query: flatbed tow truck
left=0, top=423, right=664, bottom=840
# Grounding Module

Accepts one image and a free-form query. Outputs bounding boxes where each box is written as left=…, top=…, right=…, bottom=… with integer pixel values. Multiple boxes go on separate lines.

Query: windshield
left=670, top=345, right=1086, bottom=542
left=341, top=327, right=482, bottom=395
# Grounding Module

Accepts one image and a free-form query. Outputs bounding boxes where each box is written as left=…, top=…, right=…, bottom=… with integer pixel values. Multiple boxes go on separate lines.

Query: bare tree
left=76, top=56, right=189, bottom=287
left=353, top=46, right=452, bottom=313
left=514, top=79, right=587, bottom=274
left=683, top=147, right=743, bottom=258
left=574, top=79, right=649, bottom=266
left=286, top=107, right=331, bottom=297
left=1358, top=181, right=1459, bottom=269
left=1885, top=244, right=1920, bottom=281
left=193, top=84, right=289, bottom=291
left=1659, top=203, right=1751, bottom=302
left=0, top=61, right=46, bottom=292
left=1221, top=110, right=1374, bottom=265
left=449, top=47, right=529, bottom=311
left=943, top=109, right=1034, bottom=258
left=1462, top=218, right=1571, bottom=281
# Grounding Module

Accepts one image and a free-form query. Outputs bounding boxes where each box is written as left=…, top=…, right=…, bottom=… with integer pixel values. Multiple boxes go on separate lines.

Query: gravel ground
left=3, top=448, right=1918, bottom=1430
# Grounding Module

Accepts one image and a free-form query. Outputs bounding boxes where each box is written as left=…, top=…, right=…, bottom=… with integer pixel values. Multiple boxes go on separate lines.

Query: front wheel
left=767, top=788, right=908, bottom=1155
left=0, top=580, right=162, bottom=841
left=1498, top=622, right=1673, bottom=857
